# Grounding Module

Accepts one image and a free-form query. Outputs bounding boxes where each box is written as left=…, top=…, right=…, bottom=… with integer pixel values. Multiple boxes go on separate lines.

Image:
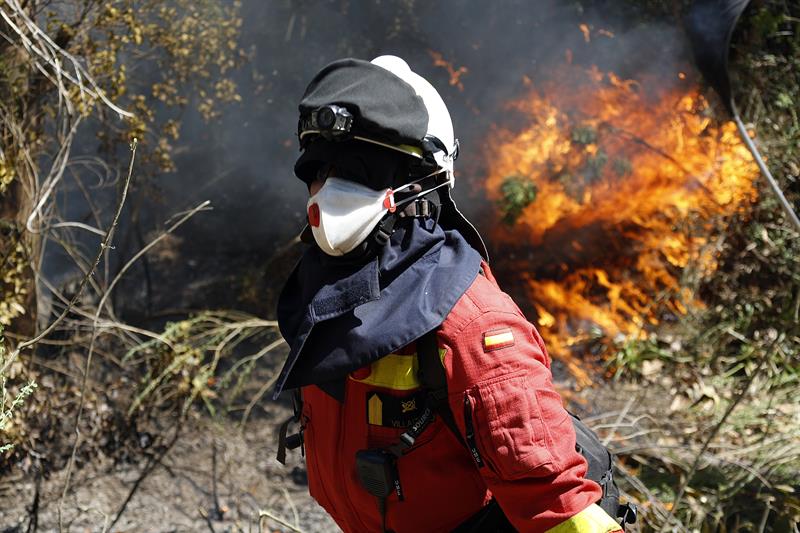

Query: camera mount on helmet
left=298, top=104, right=354, bottom=146
left=298, top=103, right=426, bottom=164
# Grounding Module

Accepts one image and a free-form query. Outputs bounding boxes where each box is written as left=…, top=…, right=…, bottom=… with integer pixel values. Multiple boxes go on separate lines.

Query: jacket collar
left=273, top=217, right=481, bottom=400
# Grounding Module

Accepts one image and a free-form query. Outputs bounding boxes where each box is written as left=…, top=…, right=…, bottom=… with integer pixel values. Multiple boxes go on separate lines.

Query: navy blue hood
left=273, top=217, right=481, bottom=400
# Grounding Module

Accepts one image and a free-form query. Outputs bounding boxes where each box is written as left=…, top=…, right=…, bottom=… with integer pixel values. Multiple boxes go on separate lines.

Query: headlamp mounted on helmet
left=299, top=109, right=431, bottom=172
left=298, top=104, right=354, bottom=147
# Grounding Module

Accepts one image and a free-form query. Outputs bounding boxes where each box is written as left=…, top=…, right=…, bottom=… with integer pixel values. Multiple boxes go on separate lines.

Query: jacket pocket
left=470, top=371, right=555, bottom=479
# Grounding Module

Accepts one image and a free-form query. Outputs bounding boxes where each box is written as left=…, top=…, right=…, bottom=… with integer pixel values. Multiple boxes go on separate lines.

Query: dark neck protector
left=273, top=217, right=481, bottom=401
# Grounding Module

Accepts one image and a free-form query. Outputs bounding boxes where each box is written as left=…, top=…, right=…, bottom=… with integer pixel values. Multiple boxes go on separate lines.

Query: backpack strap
left=416, top=329, right=467, bottom=448
left=276, top=389, right=304, bottom=465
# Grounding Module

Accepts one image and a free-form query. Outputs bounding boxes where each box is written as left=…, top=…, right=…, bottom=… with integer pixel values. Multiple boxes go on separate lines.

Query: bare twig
left=199, top=507, right=218, bottom=533
left=281, top=487, right=300, bottom=531
left=602, top=395, right=635, bottom=447
left=25, top=118, right=82, bottom=234
left=258, top=509, right=304, bottom=533
left=757, top=497, right=774, bottom=533
left=47, top=221, right=106, bottom=236
left=239, top=340, right=286, bottom=429
left=106, top=418, right=184, bottom=531
left=211, top=441, right=222, bottom=520
left=57, top=139, right=138, bottom=532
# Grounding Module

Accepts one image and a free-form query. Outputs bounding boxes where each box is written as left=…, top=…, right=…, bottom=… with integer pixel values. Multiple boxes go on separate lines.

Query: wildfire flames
left=483, top=65, right=759, bottom=386
left=429, top=50, right=468, bottom=92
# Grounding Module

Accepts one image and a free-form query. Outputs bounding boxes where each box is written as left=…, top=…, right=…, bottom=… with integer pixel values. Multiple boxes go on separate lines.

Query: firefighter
left=273, top=55, right=627, bottom=532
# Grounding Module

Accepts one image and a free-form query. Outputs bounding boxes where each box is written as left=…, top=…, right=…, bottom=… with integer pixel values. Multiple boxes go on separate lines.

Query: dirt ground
left=0, top=385, right=646, bottom=533
left=0, top=339, right=632, bottom=533
left=0, top=409, right=337, bottom=533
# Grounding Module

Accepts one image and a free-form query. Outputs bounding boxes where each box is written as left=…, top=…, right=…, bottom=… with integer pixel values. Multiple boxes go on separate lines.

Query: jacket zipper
left=463, top=394, right=484, bottom=468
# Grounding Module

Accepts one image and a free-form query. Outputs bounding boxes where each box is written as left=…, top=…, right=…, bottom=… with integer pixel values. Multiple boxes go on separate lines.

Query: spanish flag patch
left=483, top=328, right=515, bottom=351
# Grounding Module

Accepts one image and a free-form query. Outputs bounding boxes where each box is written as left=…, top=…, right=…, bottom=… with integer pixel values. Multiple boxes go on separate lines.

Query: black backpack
left=415, top=330, right=636, bottom=529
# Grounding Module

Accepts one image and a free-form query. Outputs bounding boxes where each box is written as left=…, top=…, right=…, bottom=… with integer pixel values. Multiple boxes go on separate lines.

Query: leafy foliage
left=61, top=0, right=244, bottom=172
left=0, top=329, right=37, bottom=454
left=0, top=225, right=28, bottom=326
left=571, top=124, right=598, bottom=145
left=498, top=174, right=538, bottom=225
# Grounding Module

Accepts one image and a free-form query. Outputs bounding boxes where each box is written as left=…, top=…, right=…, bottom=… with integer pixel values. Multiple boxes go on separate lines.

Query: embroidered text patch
left=366, top=390, right=426, bottom=428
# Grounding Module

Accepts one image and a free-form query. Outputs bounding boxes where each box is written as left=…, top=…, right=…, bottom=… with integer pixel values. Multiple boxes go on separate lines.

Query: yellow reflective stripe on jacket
left=350, top=348, right=448, bottom=391
left=545, top=504, right=622, bottom=533
left=351, top=354, right=420, bottom=390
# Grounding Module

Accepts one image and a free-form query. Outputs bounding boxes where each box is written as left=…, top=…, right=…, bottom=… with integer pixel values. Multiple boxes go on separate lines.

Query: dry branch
left=0, top=0, right=133, bottom=119
left=57, top=139, right=138, bottom=532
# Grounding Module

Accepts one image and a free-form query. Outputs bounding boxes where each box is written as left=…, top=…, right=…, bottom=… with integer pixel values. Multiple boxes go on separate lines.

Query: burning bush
left=485, top=64, right=759, bottom=385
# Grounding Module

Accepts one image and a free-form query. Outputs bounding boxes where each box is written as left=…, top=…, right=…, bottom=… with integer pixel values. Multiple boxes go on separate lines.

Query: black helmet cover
left=298, top=58, right=429, bottom=147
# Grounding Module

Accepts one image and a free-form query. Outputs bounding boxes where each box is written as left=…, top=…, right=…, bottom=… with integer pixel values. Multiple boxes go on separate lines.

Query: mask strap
left=393, top=181, right=449, bottom=210
left=382, top=168, right=446, bottom=215
left=368, top=169, right=447, bottom=252
left=394, top=168, right=448, bottom=208
left=392, top=168, right=447, bottom=195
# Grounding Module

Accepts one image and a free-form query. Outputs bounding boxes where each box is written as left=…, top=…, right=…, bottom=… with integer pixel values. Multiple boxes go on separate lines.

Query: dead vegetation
left=0, top=2, right=306, bottom=530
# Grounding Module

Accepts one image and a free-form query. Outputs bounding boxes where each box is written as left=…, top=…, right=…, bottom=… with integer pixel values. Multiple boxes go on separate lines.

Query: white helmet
left=370, top=55, right=458, bottom=186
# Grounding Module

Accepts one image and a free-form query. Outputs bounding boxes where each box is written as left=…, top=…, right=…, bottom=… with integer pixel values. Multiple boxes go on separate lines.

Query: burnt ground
left=0, top=382, right=618, bottom=533
left=0, top=377, right=644, bottom=533
left=0, top=409, right=336, bottom=533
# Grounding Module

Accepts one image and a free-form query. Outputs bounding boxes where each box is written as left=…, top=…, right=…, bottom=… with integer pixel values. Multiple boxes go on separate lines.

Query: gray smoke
left=50, top=0, right=693, bottom=321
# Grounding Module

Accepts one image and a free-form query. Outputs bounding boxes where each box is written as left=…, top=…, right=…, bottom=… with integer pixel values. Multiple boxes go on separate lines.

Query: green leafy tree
left=498, top=174, right=538, bottom=225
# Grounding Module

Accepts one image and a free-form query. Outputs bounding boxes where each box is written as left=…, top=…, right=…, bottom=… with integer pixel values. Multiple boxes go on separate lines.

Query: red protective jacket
left=299, top=265, right=622, bottom=532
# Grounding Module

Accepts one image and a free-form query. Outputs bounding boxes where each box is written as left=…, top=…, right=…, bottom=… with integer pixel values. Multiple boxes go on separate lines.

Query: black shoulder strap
left=276, top=389, right=304, bottom=465
left=417, top=329, right=467, bottom=448
left=417, top=329, right=445, bottom=390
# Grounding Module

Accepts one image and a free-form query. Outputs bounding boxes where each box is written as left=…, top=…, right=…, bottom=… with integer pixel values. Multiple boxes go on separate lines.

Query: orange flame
left=429, top=50, right=468, bottom=91
left=484, top=65, right=759, bottom=386
left=579, top=23, right=591, bottom=43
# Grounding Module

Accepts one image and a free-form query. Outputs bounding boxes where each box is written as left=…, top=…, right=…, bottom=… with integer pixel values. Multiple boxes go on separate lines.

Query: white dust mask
left=307, top=177, right=396, bottom=256
left=306, top=171, right=450, bottom=257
